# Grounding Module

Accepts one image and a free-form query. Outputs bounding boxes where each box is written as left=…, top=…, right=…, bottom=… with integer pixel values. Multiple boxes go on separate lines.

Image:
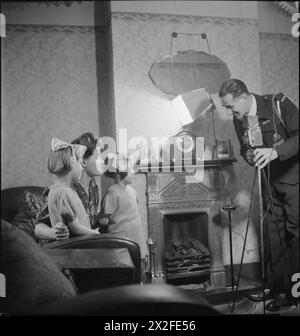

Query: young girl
left=47, top=138, right=100, bottom=237
left=99, top=154, right=147, bottom=265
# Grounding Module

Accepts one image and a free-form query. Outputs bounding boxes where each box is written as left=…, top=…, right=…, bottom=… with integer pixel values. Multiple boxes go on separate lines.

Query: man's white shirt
left=248, top=94, right=257, bottom=116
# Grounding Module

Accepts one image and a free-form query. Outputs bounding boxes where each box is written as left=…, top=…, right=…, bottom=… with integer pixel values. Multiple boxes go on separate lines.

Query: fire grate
left=165, top=239, right=210, bottom=281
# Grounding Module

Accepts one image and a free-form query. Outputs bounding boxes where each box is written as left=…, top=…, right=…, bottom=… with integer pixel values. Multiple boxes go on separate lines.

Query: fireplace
left=163, top=212, right=210, bottom=285
left=142, top=158, right=236, bottom=289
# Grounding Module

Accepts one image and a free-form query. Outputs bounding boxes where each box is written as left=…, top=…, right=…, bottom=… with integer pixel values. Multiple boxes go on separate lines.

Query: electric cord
left=231, top=202, right=271, bottom=254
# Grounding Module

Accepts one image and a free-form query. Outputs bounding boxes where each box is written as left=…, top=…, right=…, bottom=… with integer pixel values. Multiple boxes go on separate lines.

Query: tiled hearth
left=142, top=159, right=236, bottom=289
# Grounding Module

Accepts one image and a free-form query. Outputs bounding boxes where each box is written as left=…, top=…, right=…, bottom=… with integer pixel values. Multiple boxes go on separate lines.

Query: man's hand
left=253, top=148, right=278, bottom=169
left=54, top=222, right=70, bottom=241
left=245, top=149, right=255, bottom=165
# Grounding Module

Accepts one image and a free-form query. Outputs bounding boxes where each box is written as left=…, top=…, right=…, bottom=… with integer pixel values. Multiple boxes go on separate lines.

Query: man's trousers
left=262, top=175, right=299, bottom=298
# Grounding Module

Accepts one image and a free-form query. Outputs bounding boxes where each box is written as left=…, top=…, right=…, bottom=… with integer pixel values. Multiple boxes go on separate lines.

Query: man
left=219, top=79, right=299, bottom=311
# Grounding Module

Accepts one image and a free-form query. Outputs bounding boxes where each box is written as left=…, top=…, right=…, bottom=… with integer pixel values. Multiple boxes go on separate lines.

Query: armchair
left=1, top=186, right=141, bottom=292
left=46, top=234, right=141, bottom=284
left=1, top=186, right=44, bottom=223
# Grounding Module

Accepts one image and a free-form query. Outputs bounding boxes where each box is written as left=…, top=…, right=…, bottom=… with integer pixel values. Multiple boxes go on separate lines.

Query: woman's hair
left=71, top=132, right=97, bottom=159
left=47, top=146, right=74, bottom=176
left=219, top=79, right=249, bottom=98
left=104, top=170, right=128, bottom=181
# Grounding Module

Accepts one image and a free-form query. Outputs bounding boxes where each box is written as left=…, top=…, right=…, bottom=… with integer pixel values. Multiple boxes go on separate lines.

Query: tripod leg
left=258, top=168, right=265, bottom=283
left=258, top=167, right=266, bottom=314
left=231, top=168, right=257, bottom=313
left=228, top=211, right=234, bottom=291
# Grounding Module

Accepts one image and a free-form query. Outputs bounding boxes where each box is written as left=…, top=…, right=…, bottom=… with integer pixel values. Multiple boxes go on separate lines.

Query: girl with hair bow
left=47, top=138, right=100, bottom=237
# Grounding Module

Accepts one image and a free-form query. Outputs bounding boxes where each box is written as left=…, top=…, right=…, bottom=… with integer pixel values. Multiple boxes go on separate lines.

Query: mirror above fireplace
left=149, top=49, right=231, bottom=97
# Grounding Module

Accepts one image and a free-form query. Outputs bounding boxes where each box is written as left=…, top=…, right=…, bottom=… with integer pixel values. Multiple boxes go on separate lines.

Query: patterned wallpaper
left=259, top=32, right=299, bottom=107
left=1, top=25, right=100, bottom=190
left=111, top=13, right=263, bottom=265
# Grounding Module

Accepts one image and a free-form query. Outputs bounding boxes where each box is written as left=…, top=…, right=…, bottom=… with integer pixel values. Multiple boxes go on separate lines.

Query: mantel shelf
left=137, top=157, right=237, bottom=173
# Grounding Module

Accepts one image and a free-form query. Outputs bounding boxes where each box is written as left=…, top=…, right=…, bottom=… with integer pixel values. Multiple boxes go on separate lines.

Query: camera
left=242, top=115, right=263, bottom=148
left=242, top=115, right=263, bottom=165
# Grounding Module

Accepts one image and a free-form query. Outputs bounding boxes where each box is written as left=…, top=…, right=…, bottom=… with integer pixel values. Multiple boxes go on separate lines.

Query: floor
left=176, top=279, right=300, bottom=315
left=214, top=297, right=300, bottom=315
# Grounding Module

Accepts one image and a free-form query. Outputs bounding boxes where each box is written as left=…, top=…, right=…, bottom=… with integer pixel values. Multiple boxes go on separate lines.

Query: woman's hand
left=97, top=214, right=111, bottom=233
left=54, top=222, right=70, bottom=240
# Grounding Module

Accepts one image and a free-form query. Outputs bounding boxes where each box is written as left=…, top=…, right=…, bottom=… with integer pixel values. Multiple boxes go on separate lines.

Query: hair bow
left=51, top=138, right=87, bottom=160
left=51, top=138, right=71, bottom=152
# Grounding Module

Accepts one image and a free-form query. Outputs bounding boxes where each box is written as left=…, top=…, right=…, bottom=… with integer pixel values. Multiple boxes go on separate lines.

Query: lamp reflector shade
left=172, top=88, right=215, bottom=126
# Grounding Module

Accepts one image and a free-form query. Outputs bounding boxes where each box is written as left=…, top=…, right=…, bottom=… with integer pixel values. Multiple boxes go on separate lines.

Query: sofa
left=1, top=186, right=141, bottom=291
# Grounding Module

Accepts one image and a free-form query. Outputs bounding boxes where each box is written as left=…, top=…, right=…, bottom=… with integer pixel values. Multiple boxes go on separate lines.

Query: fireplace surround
left=141, top=158, right=236, bottom=289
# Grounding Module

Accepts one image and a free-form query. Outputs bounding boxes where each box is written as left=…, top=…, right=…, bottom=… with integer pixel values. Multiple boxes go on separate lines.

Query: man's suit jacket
left=233, top=93, right=299, bottom=185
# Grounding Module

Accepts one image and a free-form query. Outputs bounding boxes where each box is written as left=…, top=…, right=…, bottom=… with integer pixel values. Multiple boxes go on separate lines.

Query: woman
left=35, top=132, right=105, bottom=242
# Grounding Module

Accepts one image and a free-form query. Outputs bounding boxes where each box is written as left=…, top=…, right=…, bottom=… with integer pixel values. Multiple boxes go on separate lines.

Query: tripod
left=231, top=166, right=266, bottom=313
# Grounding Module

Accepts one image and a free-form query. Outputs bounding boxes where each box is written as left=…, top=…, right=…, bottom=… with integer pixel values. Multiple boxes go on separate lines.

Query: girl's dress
left=48, top=184, right=91, bottom=231
left=101, top=184, right=147, bottom=259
